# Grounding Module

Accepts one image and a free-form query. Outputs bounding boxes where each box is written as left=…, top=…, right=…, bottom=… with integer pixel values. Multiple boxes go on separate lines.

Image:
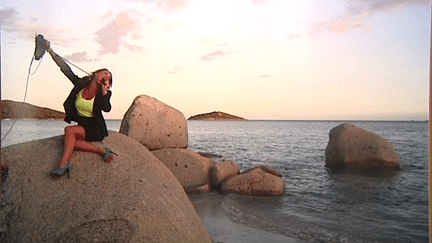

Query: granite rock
left=211, top=160, right=240, bottom=186
left=221, top=167, right=285, bottom=196
left=1, top=131, right=211, bottom=243
left=151, top=148, right=214, bottom=190
left=120, top=95, right=188, bottom=151
left=325, top=123, right=400, bottom=170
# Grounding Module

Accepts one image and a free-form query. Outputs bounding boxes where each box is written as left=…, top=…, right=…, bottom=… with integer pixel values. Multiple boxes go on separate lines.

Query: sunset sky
left=1, top=0, right=430, bottom=120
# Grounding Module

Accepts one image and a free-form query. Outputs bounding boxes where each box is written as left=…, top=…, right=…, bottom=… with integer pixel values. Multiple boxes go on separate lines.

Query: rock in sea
left=325, top=123, right=400, bottom=170
left=151, top=148, right=214, bottom=192
left=221, top=167, right=285, bottom=196
left=1, top=131, right=211, bottom=243
left=119, top=95, right=188, bottom=151
left=211, top=160, right=240, bottom=187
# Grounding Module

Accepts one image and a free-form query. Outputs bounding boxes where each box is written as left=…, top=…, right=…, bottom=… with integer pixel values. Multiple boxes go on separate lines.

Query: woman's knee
left=64, top=126, right=86, bottom=139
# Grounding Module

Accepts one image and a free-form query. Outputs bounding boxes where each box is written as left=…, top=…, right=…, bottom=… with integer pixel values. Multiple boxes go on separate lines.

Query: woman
left=46, top=40, right=114, bottom=179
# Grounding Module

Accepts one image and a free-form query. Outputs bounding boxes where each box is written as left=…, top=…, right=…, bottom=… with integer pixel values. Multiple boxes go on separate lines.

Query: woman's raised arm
left=46, top=40, right=81, bottom=86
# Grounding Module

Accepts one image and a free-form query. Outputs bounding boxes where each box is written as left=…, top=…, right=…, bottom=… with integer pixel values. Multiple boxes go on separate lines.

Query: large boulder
left=325, top=123, right=400, bottom=170
left=119, top=95, right=188, bottom=151
left=211, top=160, right=240, bottom=186
left=151, top=148, right=214, bottom=191
left=1, top=131, right=211, bottom=243
left=221, top=167, right=285, bottom=196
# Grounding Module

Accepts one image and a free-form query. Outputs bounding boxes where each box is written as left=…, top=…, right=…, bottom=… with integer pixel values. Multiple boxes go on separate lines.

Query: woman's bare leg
left=58, top=125, right=110, bottom=168
left=74, top=140, right=105, bottom=155
left=73, top=140, right=112, bottom=162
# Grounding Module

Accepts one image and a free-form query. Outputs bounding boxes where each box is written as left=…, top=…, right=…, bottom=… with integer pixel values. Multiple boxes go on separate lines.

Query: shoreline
left=188, top=192, right=311, bottom=243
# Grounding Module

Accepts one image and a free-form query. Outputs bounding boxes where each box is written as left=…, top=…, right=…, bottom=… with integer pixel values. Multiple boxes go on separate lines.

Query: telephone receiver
left=34, top=34, right=48, bottom=60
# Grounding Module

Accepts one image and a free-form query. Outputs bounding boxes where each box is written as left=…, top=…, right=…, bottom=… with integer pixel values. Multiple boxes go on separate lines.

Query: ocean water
left=1, top=119, right=429, bottom=242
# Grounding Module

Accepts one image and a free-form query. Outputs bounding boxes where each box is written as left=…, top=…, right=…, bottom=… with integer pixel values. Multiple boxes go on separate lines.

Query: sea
left=1, top=119, right=429, bottom=242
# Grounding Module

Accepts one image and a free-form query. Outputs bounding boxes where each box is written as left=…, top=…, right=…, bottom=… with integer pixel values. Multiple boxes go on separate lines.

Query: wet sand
left=188, top=192, right=311, bottom=243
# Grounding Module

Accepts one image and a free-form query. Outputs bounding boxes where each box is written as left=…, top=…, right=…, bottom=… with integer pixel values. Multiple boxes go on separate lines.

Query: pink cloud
left=95, top=11, right=141, bottom=55
left=309, top=16, right=372, bottom=35
left=201, top=50, right=227, bottom=61
left=167, top=66, right=181, bottom=74
left=251, top=0, right=275, bottom=5
left=126, top=0, right=189, bottom=12
left=309, top=0, right=430, bottom=35
left=349, top=0, right=430, bottom=15
left=0, top=9, right=19, bottom=33
left=287, top=33, right=302, bottom=39
left=257, top=75, right=271, bottom=78
left=0, top=8, right=77, bottom=44
left=63, top=51, right=94, bottom=62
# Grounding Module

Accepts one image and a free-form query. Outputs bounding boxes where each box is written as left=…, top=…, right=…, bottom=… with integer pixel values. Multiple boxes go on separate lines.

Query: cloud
left=167, top=66, right=181, bottom=74
left=348, top=0, right=430, bottom=15
left=95, top=11, right=142, bottom=55
left=155, top=0, right=189, bottom=11
left=0, top=8, right=19, bottom=32
left=63, top=51, right=94, bottom=62
left=125, top=0, right=189, bottom=12
left=309, top=16, right=372, bottom=35
left=0, top=8, right=78, bottom=45
left=251, top=0, right=275, bottom=5
left=257, top=75, right=271, bottom=78
left=309, top=0, right=430, bottom=35
left=287, top=33, right=302, bottom=39
left=201, top=50, right=228, bottom=61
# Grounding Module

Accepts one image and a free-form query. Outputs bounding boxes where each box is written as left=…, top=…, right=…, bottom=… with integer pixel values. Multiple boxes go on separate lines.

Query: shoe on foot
left=50, top=164, right=73, bottom=179
left=103, top=147, right=114, bottom=162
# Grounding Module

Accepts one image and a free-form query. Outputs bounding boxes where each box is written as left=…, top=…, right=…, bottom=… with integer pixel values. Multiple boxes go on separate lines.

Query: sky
left=1, top=0, right=430, bottom=120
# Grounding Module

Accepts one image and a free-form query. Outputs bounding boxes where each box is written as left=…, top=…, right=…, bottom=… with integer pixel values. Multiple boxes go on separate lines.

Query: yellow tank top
left=76, top=89, right=95, bottom=117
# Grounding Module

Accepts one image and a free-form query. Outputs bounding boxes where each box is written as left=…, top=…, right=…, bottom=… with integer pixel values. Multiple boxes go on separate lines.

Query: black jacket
left=51, top=52, right=111, bottom=138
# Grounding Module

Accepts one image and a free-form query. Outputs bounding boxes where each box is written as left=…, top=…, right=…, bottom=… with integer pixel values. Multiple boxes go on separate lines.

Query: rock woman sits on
left=45, top=40, right=114, bottom=179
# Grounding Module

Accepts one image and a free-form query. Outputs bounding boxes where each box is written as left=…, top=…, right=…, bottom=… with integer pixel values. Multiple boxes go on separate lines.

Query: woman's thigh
left=64, top=125, right=86, bottom=140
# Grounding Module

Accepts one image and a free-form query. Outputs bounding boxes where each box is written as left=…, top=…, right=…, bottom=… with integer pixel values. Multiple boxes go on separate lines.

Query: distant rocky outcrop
left=1, top=131, right=212, bottom=243
left=1, top=100, right=65, bottom=119
left=325, top=123, right=400, bottom=170
left=188, top=111, right=247, bottom=121
left=119, top=95, right=188, bottom=151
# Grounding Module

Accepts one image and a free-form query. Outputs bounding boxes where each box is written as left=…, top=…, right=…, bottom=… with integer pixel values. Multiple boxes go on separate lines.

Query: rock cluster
left=14, top=95, right=407, bottom=242
left=1, top=131, right=211, bottom=243
left=2, top=95, right=403, bottom=242
left=120, top=95, right=285, bottom=196
left=1, top=95, right=287, bottom=242
left=325, top=123, right=400, bottom=170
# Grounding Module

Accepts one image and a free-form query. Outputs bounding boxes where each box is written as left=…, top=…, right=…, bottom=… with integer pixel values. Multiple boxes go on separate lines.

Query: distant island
left=188, top=111, right=247, bottom=121
left=1, top=100, right=65, bottom=119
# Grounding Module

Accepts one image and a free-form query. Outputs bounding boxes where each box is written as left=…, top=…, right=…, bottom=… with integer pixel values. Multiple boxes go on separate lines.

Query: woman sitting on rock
left=45, top=40, right=114, bottom=179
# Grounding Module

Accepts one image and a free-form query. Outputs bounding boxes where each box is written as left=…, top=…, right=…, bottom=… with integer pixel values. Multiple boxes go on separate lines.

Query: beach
left=189, top=192, right=311, bottom=243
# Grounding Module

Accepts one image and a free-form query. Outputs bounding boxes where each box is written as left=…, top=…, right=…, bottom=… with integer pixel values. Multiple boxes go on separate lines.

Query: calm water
left=1, top=120, right=429, bottom=242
